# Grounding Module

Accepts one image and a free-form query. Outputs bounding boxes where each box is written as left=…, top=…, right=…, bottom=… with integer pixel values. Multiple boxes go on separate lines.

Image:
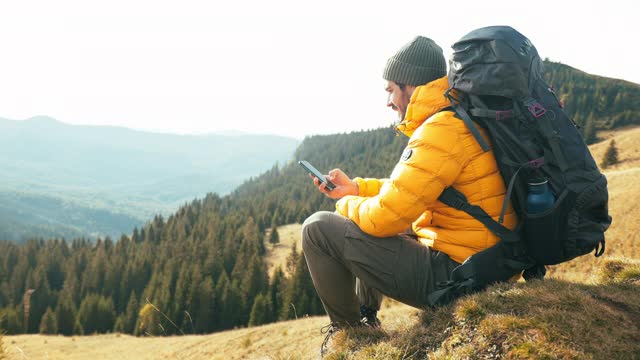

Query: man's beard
left=395, top=109, right=406, bottom=125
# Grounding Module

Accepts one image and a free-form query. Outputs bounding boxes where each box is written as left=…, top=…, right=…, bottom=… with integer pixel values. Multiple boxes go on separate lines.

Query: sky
left=1, top=0, right=637, bottom=139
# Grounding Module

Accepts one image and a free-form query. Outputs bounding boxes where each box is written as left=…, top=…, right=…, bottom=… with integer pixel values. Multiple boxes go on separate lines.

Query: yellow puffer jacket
left=335, top=76, right=518, bottom=264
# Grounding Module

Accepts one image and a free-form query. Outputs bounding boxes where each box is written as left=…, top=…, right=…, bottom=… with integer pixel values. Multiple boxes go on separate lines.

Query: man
left=302, top=36, right=517, bottom=356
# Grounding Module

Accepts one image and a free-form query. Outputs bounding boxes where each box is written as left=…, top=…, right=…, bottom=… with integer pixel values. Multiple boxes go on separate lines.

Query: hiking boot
left=359, top=305, right=381, bottom=328
left=320, top=322, right=340, bottom=358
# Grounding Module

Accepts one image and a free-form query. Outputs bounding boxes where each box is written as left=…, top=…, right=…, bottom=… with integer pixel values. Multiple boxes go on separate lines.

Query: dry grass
left=3, top=300, right=417, bottom=360
left=264, top=223, right=302, bottom=277
left=596, top=257, right=640, bottom=285
left=591, top=126, right=640, bottom=171
left=327, top=257, right=640, bottom=359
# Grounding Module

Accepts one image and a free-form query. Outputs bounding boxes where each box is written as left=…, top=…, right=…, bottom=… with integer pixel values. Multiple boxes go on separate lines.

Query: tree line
left=0, top=209, right=322, bottom=335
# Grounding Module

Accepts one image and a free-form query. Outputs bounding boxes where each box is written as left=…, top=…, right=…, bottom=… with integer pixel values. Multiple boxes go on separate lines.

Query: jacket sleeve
left=353, top=177, right=387, bottom=197
left=335, top=115, right=467, bottom=237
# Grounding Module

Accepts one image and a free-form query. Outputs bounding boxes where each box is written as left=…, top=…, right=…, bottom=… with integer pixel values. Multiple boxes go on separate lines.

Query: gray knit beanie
left=383, top=36, right=446, bottom=86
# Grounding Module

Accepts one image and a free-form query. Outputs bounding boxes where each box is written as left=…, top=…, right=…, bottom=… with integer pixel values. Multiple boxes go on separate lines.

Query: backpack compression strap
left=523, top=98, right=570, bottom=172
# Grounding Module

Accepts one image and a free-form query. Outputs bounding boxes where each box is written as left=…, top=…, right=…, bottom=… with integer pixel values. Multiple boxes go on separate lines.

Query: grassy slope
left=2, top=301, right=416, bottom=360
left=327, top=258, right=640, bottom=360
left=4, top=128, right=640, bottom=360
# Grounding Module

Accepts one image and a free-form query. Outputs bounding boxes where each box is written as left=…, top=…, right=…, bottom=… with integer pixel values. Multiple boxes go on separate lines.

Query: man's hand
left=311, top=169, right=359, bottom=200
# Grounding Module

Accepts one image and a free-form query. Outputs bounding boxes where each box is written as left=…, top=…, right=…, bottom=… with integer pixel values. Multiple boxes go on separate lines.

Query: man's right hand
left=311, top=169, right=359, bottom=200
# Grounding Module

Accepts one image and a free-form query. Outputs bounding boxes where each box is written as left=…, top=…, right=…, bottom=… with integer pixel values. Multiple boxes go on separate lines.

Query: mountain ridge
left=0, top=116, right=299, bottom=241
left=544, top=60, right=640, bottom=86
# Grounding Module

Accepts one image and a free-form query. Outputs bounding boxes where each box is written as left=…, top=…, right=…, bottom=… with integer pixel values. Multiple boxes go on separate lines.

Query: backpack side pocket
left=523, top=189, right=576, bottom=264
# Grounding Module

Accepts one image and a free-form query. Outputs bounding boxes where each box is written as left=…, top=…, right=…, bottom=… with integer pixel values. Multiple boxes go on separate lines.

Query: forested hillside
left=0, top=62, right=637, bottom=337
left=543, top=61, right=640, bottom=142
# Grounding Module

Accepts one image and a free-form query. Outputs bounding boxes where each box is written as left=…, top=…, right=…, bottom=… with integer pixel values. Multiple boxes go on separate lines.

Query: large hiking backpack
left=429, top=26, right=612, bottom=305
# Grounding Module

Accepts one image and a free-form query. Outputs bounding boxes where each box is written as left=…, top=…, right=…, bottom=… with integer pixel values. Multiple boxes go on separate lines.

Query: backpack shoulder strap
left=444, top=90, right=491, bottom=152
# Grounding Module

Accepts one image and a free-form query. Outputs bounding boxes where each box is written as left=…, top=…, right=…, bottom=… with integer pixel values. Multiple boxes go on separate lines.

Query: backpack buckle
left=448, top=197, right=469, bottom=211
left=525, top=99, right=547, bottom=118
left=495, top=110, right=513, bottom=121
left=528, top=157, right=544, bottom=169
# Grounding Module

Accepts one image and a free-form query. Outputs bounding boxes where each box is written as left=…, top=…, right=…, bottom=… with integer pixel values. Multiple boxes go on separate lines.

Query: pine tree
left=77, top=294, right=115, bottom=334
left=73, top=320, right=84, bottom=335
left=271, top=209, right=280, bottom=228
left=284, top=242, right=299, bottom=276
left=172, top=264, right=191, bottom=329
left=269, top=267, right=287, bottom=321
left=55, top=295, right=76, bottom=336
left=248, top=293, right=273, bottom=326
left=77, top=294, right=99, bottom=334
left=122, top=292, right=139, bottom=334
left=0, top=307, right=21, bottom=335
left=193, top=277, right=215, bottom=334
left=281, top=252, right=323, bottom=320
left=213, top=272, right=230, bottom=331
left=114, top=315, right=126, bottom=333
left=81, top=245, right=107, bottom=297
left=25, top=268, right=53, bottom=333
left=241, top=255, right=269, bottom=306
left=582, top=114, right=598, bottom=144
left=601, top=140, right=619, bottom=168
left=268, top=225, right=280, bottom=244
left=214, top=274, right=243, bottom=330
left=96, top=296, right=116, bottom=333
left=39, top=307, right=57, bottom=334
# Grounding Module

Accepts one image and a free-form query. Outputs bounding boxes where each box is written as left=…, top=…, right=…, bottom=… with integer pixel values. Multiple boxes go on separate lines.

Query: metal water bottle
left=527, top=180, right=556, bottom=214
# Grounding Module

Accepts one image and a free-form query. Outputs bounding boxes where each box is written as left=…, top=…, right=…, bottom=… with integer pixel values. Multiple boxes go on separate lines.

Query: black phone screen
left=298, top=160, right=336, bottom=190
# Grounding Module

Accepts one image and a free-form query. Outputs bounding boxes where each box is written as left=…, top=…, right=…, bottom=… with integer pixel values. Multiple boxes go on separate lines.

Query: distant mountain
left=209, top=129, right=254, bottom=137
left=0, top=191, right=139, bottom=241
left=0, top=117, right=298, bottom=242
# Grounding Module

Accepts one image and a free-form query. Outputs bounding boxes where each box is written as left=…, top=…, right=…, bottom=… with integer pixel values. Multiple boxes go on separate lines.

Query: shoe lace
left=320, top=322, right=339, bottom=357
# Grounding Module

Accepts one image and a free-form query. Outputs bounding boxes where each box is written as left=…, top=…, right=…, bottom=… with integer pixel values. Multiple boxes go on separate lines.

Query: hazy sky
left=1, top=0, right=637, bottom=139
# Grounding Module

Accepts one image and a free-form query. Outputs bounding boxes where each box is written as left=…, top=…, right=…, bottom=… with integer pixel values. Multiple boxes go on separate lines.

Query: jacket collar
left=394, top=76, right=451, bottom=138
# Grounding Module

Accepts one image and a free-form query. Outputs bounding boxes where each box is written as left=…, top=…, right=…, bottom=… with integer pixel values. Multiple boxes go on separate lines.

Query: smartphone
left=298, top=160, right=336, bottom=190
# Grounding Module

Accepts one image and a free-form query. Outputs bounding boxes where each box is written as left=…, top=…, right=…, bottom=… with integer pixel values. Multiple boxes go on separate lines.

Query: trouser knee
left=302, top=211, right=340, bottom=253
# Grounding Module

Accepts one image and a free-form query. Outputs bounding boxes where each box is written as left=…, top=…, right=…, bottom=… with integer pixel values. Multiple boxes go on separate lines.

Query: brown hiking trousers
left=302, top=211, right=460, bottom=326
